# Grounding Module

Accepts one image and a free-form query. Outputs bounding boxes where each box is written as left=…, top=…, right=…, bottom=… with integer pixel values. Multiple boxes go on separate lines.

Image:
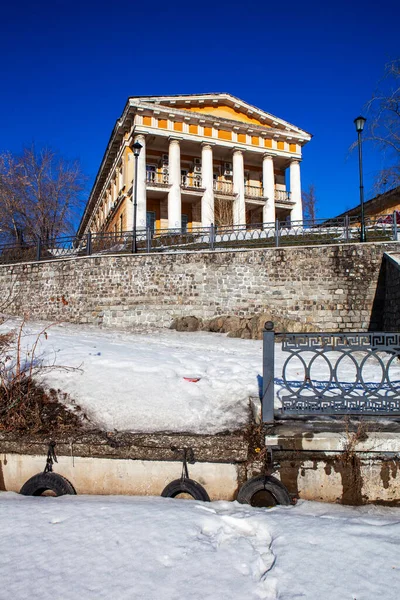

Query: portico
left=78, top=93, right=311, bottom=238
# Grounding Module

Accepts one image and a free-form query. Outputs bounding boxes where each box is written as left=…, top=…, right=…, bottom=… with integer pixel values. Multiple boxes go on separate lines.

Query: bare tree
left=364, top=58, right=400, bottom=191
left=214, top=198, right=233, bottom=227
left=302, top=183, right=318, bottom=223
left=0, top=146, right=86, bottom=244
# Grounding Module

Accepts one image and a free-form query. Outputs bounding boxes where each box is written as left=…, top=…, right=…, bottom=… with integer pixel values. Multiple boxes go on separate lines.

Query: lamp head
left=132, top=141, right=143, bottom=157
left=354, top=116, right=366, bottom=133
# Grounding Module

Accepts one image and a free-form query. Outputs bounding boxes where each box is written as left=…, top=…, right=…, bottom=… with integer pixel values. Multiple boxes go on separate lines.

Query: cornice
left=129, top=99, right=311, bottom=142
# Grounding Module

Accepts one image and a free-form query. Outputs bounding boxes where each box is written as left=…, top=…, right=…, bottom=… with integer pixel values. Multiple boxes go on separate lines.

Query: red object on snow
left=183, top=377, right=201, bottom=383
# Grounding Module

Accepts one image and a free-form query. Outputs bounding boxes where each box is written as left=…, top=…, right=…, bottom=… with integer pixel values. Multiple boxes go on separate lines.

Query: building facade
left=78, top=94, right=312, bottom=237
left=333, top=186, right=400, bottom=224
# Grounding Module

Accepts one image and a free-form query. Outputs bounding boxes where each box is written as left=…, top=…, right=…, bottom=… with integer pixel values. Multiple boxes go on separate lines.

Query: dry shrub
left=0, top=381, right=86, bottom=434
left=0, top=321, right=88, bottom=434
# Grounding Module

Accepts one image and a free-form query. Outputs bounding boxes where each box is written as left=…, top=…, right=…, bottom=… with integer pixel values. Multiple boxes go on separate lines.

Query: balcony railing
left=245, top=185, right=265, bottom=198
left=146, top=170, right=169, bottom=186
left=213, top=180, right=235, bottom=195
left=181, top=174, right=203, bottom=189
left=274, top=189, right=292, bottom=203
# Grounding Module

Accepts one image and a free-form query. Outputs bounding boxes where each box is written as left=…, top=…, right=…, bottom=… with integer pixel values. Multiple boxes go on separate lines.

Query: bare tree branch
left=363, top=58, right=400, bottom=191
left=302, top=183, right=318, bottom=223
left=0, top=145, right=86, bottom=244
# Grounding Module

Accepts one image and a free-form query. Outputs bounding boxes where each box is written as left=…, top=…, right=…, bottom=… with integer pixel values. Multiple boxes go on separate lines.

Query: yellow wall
left=107, top=198, right=129, bottom=233
left=218, top=129, right=232, bottom=141
left=181, top=104, right=271, bottom=126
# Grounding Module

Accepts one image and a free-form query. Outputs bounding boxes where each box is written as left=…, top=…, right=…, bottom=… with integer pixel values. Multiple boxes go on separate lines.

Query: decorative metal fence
left=0, top=212, right=399, bottom=266
left=262, top=322, right=400, bottom=421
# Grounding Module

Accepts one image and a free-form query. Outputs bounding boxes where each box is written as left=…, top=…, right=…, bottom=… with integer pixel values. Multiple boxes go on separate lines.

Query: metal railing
left=0, top=213, right=398, bottom=265
left=244, top=185, right=265, bottom=198
left=213, top=180, right=235, bottom=195
left=262, top=322, right=400, bottom=421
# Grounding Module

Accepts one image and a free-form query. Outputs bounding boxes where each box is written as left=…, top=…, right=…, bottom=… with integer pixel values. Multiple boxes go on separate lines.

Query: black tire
left=236, top=475, right=291, bottom=507
left=19, top=472, right=76, bottom=497
left=161, top=478, right=210, bottom=502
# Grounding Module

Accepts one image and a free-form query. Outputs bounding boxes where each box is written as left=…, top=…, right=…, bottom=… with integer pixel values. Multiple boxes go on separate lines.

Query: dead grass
left=0, top=380, right=87, bottom=434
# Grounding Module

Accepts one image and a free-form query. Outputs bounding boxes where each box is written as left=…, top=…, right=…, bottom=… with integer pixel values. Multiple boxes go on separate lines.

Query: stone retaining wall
left=0, top=241, right=398, bottom=332
left=384, top=253, right=400, bottom=331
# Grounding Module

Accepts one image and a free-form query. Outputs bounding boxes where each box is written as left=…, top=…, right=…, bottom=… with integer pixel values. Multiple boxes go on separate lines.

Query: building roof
left=333, top=186, right=400, bottom=219
left=128, top=93, right=312, bottom=137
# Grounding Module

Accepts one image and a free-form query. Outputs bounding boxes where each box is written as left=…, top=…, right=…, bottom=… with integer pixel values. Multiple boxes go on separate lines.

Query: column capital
left=232, top=147, right=243, bottom=156
left=262, top=153, right=274, bottom=160
left=133, top=133, right=147, bottom=142
left=201, top=142, right=215, bottom=149
left=168, top=136, right=182, bottom=144
left=290, top=158, right=302, bottom=165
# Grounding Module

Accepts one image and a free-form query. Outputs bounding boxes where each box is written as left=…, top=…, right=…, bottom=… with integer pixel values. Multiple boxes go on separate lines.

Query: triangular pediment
left=130, top=93, right=309, bottom=135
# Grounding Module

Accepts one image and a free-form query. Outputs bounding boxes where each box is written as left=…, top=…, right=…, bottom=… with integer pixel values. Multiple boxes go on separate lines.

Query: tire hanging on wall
left=161, top=478, right=210, bottom=502
left=19, top=472, right=76, bottom=497
left=236, top=475, right=291, bottom=507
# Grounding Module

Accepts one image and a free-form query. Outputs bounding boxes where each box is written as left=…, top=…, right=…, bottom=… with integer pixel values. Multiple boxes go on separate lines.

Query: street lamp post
left=354, top=116, right=367, bottom=243
left=132, top=141, right=143, bottom=253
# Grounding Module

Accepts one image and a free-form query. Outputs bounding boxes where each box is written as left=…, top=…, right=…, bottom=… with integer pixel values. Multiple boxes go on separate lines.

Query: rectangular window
left=146, top=211, right=156, bottom=234
left=181, top=214, right=189, bottom=233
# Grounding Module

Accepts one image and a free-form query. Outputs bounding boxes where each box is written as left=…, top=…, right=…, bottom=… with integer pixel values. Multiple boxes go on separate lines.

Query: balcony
left=146, top=170, right=169, bottom=188
left=244, top=185, right=266, bottom=200
left=274, top=189, right=293, bottom=205
left=213, top=180, right=235, bottom=196
left=181, top=174, right=204, bottom=192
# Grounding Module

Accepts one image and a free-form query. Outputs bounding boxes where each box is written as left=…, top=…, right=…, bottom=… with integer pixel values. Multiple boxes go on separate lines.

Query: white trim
left=130, top=93, right=310, bottom=137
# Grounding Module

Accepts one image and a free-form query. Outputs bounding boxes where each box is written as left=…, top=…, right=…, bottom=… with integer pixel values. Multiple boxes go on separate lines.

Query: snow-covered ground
left=1, top=320, right=399, bottom=434
left=1, top=320, right=263, bottom=433
left=0, top=493, right=399, bottom=600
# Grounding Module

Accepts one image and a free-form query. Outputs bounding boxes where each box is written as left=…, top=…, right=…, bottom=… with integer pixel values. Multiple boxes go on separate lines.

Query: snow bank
left=0, top=494, right=399, bottom=599
left=1, top=321, right=263, bottom=434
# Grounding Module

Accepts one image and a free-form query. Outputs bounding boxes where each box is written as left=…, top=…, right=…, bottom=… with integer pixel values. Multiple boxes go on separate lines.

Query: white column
left=201, top=143, right=214, bottom=226
left=262, top=154, right=275, bottom=224
left=125, top=147, right=134, bottom=229
left=134, top=134, right=147, bottom=229
left=168, top=138, right=182, bottom=229
left=232, top=149, right=245, bottom=225
left=290, top=159, right=303, bottom=222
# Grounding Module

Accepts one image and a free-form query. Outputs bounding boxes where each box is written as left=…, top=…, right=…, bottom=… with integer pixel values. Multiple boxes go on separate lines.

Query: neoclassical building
left=78, top=93, right=311, bottom=236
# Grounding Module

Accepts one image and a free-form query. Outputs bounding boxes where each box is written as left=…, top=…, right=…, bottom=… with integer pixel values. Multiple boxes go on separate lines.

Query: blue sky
left=1, top=0, right=399, bottom=221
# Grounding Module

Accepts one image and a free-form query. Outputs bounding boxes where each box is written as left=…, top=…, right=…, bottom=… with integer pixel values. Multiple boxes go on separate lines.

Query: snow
left=1, top=320, right=263, bottom=433
left=0, top=493, right=399, bottom=599
left=2, top=320, right=399, bottom=434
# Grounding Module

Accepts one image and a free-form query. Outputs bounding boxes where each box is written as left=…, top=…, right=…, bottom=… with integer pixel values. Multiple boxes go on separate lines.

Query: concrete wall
left=0, top=241, right=398, bottom=332
left=384, top=253, right=400, bottom=331
left=0, top=454, right=239, bottom=501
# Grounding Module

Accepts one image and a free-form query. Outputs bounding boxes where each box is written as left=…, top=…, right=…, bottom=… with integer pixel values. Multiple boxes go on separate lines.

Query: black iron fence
left=262, top=322, right=400, bottom=421
left=0, top=213, right=399, bottom=266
